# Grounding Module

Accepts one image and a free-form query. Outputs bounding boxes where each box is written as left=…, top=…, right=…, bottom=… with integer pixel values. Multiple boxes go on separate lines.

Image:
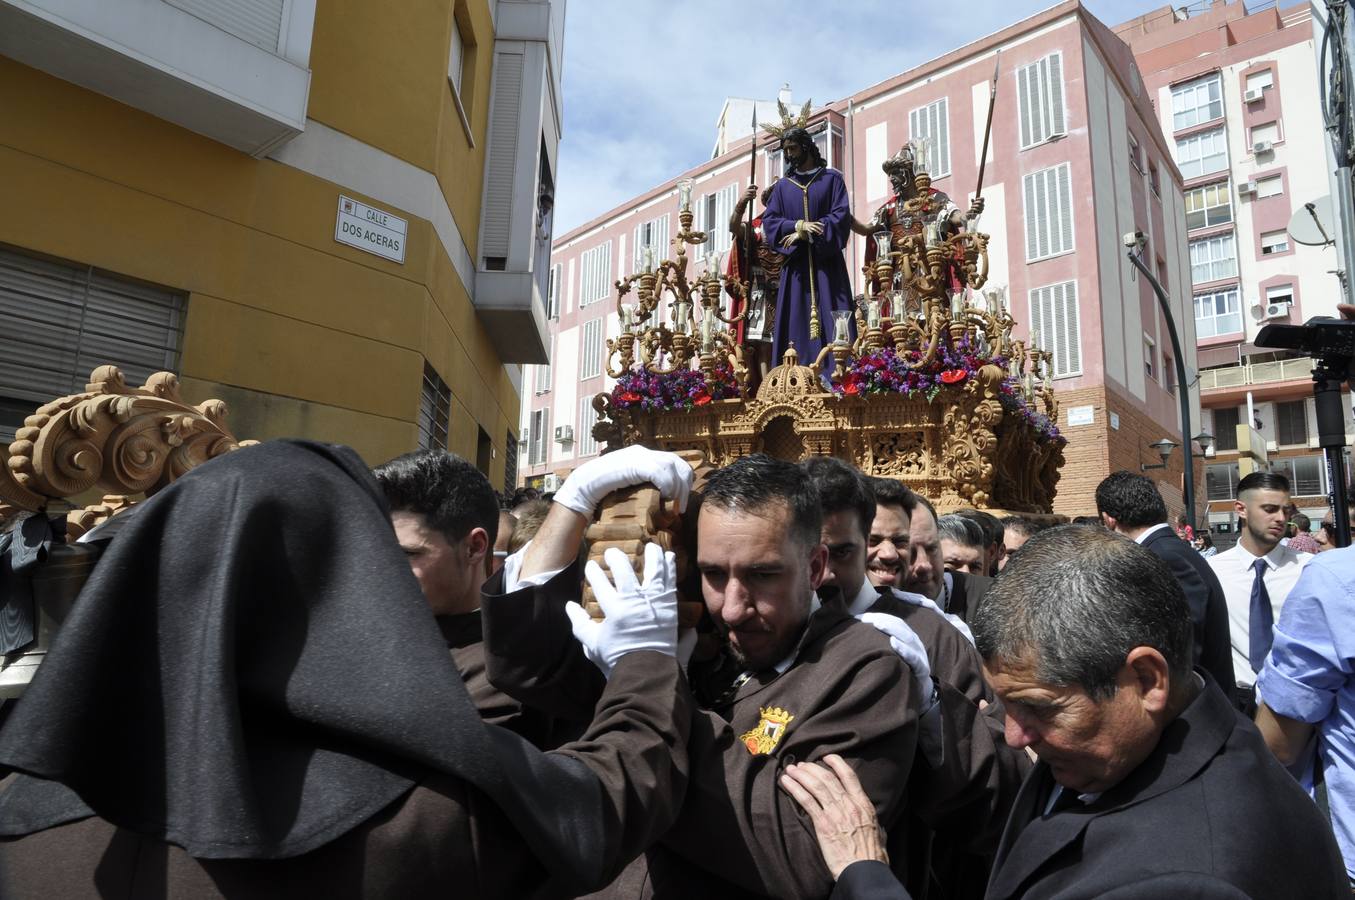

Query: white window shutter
left=1024, top=173, right=1039, bottom=260
left=482, top=51, right=525, bottom=259
left=1047, top=54, right=1066, bottom=137
left=1056, top=164, right=1073, bottom=252
left=1018, top=65, right=1034, bottom=148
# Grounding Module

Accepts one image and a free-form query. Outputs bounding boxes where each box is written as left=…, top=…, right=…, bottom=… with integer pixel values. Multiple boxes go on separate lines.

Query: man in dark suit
left=973, top=525, right=1347, bottom=899
left=902, top=495, right=993, bottom=624
left=1095, top=471, right=1235, bottom=697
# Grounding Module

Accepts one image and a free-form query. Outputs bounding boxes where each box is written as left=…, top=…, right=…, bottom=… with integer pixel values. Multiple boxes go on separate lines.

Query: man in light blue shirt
left=1256, top=544, right=1355, bottom=881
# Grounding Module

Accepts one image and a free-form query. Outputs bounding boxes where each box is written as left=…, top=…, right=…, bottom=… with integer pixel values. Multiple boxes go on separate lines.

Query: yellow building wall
left=0, top=5, right=519, bottom=486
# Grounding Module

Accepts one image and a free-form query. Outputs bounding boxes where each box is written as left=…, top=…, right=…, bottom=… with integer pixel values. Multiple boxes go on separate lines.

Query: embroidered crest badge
left=740, top=706, right=795, bottom=756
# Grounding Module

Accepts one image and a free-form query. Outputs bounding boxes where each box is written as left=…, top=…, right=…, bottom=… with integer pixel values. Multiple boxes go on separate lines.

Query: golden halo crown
left=760, top=98, right=813, bottom=139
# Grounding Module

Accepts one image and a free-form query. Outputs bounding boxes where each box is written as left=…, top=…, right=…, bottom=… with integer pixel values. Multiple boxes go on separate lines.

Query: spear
left=745, top=108, right=758, bottom=307
left=974, top=52, right=1000, bottom=203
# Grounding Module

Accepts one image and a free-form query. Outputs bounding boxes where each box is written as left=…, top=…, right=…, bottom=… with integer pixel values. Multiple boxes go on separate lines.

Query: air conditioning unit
left=1244, top=88, right=1264, bottom=103
left=554, top=425, right=574, bottom=443
left=1253, top=140, right=1274, bottom=155
left=542, top=473, right=563, bottom=492
left=1237, top=180, right=1258, bottom=195
left=1264, top=302, right=1290, bottom=319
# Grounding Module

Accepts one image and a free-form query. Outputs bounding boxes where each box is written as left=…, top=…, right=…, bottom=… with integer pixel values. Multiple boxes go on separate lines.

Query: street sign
left=335, top=195, right=407, bottom=264
left=1067, top=405, right=1094, bottom=427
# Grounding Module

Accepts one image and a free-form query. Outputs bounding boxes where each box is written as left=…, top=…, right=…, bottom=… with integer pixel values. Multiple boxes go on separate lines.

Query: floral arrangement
left=833, top=336, right=1001, bottom=403
left=833, top=337, right=1064, bottom=443
left=610, top=361, right=742, bottom=412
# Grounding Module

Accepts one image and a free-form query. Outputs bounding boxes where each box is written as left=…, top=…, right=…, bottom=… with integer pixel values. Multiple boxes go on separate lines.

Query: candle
left=833, top=309, right=851, bottom=345
left=873, top=232, right=892, bottom=261
left=621, top=304, right=635, bottom=334
left=678, top=179, right=693, bottom=212
left=642, top=247, right=654, bottom=274
left=1031, top=327, right=1041, bottom=352
left=675, top=301, right=690, bottom=334
left=707, top=251, right=722, bottom=278
left=867, top=298, right=881, bottom=330
left=985, top=291, right=998, bottom=316
left=924, top=222, right=941, bottom=248
left=701, top=307, right=715, bottom=352
left=950, top=292, right=963, bottom=318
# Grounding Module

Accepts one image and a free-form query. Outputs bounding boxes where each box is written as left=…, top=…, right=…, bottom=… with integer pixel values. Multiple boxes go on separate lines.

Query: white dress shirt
left=1134, top=522, right=1175, bottom=545
left=1208, top=541, right=1312, bottom=683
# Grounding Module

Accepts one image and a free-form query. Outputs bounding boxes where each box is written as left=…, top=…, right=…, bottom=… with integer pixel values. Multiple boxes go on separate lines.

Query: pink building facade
left=523, top=1, right=1203, bottom=517
left=1119, top=1, right=1345, bottom=533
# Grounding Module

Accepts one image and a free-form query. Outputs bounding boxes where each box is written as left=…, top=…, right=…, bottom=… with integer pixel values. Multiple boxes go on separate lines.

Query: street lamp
left=1126, top=232, right=1198, bottom=522
left=1193, top=431, right=1214, bottom=454
left=1141, top=437, right=1179, bottom=471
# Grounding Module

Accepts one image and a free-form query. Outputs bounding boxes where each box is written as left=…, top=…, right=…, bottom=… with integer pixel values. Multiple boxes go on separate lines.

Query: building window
left=1260, top=230, right=1289, bottom=255
left=909, top=97, right=950, bottom=178
left=1017, top=52, right=1067, bottom=149
left=696, top=185, right=737, bottom=259
left=1128, top=132, right=1143, bottom=172
left=504, top=428, right=518, bottom=492
left=1246, top=69, right=1275, bottom=94
left=1276, top=400, right=1308, bottom=446
left=1213, top=406, right=1241, bottom=451
left=1193, top=288, right=1243, bottom=337
left=1206, top=462, right=1240, bottom=500
left=1271, top=455, right=1324, bottom=496
left=1148, top=161, right=1161, bottom=197
left=580, top=318, right=604, bottom=380
left=418, top=362, right=452, bottom=451
left=578, top=396, right=599, bottom=457
left=578, top=241, right=613, bottom=307
left=1266, top=284, right=1294, bottom=308
left=1256, top=174, right=1284, bottom=198
left=1144, top=335, right=1156, bottom=381
left=1156, top=256, right=1170, bottom=292
left=0, top=246, right=187, bottom=446
left=1022, top=163, right=1074, bottom=261
left=1189, top=232, right=1237, bottom=284
left=1171, top=73, right=1224, bottom=130
left=1028, top=280, right=1081, bottom=377
left=546, top=263, right=561, bottom=319
left=528, top=408, right=549, bottom=466
left=448, top=13, right=466, bottom=96
left=633, top=214, right=671, bottom=272
left=765, top=147, right=784, bottom=183
left=1184, top=180, right=1233, bottom=229
left=534, top=340, right=552, bottom=393
left=1250, top=122, right=1279, bottom=148
left=1175, top=127, right=1229, bottom=179
left=1163, top=353, right=1176, bottom=394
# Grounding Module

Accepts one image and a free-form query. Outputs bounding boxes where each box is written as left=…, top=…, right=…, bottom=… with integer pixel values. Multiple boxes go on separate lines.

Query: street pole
left=1127, top=247, right=1197, bottom=526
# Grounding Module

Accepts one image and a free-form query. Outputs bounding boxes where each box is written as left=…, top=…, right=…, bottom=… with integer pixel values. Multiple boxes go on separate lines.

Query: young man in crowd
left=1208, top=472, right=1312, bottom=709
left=937, top=514, right=988, bottom=579
left=998, top=516, right=1039, bottom=570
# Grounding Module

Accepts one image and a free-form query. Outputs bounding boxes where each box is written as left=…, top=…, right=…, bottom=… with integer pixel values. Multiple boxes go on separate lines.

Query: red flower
left=843, top=381, right=862, bottom=395
left=693, top=391, right=712, bottom=406
left=619, top=390, right=642, bottom=403
left=939, top=369, right=968, bottom=384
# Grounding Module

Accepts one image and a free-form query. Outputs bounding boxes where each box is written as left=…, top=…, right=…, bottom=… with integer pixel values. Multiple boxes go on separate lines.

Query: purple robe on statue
left=760, top=166, right=855, bottom=365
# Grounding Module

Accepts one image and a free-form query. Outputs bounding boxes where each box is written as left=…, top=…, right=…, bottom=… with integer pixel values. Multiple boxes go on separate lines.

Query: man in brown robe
left=375, top=449, right=548, bottom=743
left=483, top=448, right=921, bottom=899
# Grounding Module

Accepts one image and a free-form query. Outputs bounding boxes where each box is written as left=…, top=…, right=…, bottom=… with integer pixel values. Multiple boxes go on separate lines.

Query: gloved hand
left=552, top=445, right=694, bottom=519
left=857, top=611, right=943, bottom=766
left=564, top=543, right=679, bottom=678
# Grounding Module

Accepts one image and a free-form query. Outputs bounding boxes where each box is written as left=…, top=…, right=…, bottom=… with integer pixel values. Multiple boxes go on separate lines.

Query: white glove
left=552, top=445, right=694, bottom=519
left=888, top=586, right=975, bottom=646
left=857, top=611, right=943, bottom=766
left=564, top=543, right=679, bottom=678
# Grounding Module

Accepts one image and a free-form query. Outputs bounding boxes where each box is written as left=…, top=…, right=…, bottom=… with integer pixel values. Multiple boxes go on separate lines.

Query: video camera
left=1256, top=316, right=1355, bottom=376
left=1256, top=316, right=1355, bottom=547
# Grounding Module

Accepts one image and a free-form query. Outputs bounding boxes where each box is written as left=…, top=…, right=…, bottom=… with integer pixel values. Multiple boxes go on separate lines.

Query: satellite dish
left=1288, top=195, right=1336, bottom=247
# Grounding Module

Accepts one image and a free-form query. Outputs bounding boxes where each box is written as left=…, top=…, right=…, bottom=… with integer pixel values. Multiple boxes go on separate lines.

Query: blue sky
left=554, top=0, right=1175, bottom=234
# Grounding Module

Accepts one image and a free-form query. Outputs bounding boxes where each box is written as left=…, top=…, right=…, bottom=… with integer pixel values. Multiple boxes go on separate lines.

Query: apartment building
left=0, top=0, right=565, bottom=492
left=523, top=0, right=1202, bottom=518
left=1119, top=0, right=1344, bottom=530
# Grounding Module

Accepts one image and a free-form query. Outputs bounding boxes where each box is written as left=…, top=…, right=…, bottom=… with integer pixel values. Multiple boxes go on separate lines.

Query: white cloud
left=555, top=0, right=1168, bottom=234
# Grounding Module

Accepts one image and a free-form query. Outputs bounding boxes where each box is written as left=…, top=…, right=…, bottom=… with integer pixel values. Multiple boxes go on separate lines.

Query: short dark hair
left=373, top=450, right=499, bottom=546
left=1238, top=471, right=1291, bottom=496
left=1071, top=515, right=1104, bottom=527
left=957, top=508, right=1003, bottom=546
left=937, top=514, right=985, bottom=549
left=801, top=457, right=874, bottom=540
left=1292, top=512, right=1311, bottom=532
left=867, top=477, right=917, bottom=517
left=703, top=454, right=822, bottom=549
left=1000, top=516, right=1039, bottom=539
left=973, top=525, right=1193, bottom=701
left=1094, top=471, right=1169, bottom=529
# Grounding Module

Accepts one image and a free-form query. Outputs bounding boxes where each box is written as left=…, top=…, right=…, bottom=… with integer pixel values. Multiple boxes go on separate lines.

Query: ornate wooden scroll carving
left=0, top=366, right=256, bottom=536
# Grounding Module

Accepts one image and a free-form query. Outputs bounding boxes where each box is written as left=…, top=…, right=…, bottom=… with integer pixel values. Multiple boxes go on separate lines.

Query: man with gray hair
left=975, top=525, right=1346, bottom=899
left=937, top=514, right=986, bottom=578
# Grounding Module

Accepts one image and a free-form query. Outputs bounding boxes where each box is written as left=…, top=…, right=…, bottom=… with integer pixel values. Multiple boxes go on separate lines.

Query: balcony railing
left=1199, top=356, right=1315, bottom=391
